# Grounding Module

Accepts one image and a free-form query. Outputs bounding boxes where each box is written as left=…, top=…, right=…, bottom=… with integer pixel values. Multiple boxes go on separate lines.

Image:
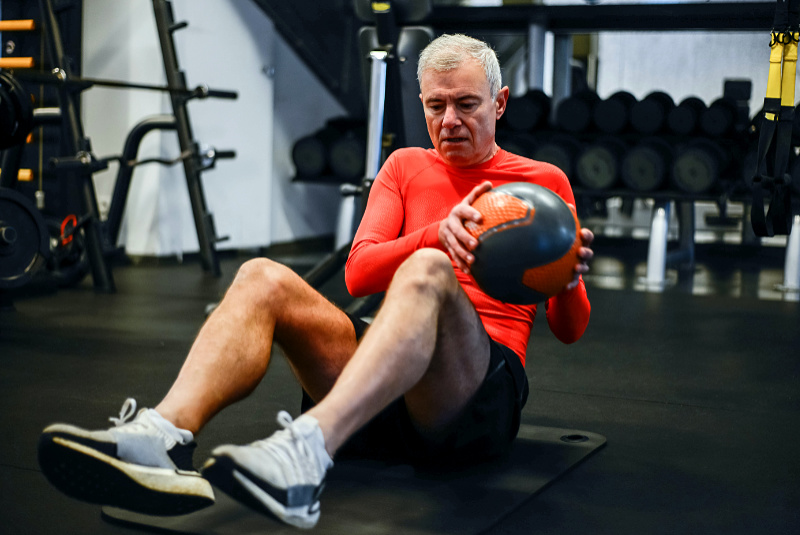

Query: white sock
left=145, top=409, right=194, bottom=447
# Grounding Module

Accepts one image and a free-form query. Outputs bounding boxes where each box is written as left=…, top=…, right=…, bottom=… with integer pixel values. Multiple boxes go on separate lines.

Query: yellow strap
left=371, top=2, right=390, bottom=13
left=767, top=35, right=784, bottom=101
left=780, top=34, right=799, bottom=107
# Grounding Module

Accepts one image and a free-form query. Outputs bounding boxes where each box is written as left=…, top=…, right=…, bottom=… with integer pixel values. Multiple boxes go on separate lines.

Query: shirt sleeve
left=345, top=156, right=444, bottom=297
left=545, top=278, right=590, bottom=344
left=539, top=163, right=591, bottom=344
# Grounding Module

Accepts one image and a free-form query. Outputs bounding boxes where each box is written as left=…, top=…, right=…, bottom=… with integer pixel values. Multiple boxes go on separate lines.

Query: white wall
left=596, top=31, right=781, bottom=111
left=83, top=0, right=346, bottom=257
left=270, top=34, right=347, bottom=247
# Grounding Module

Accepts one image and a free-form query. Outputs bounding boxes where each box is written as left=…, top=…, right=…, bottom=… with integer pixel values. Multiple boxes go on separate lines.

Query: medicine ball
left=465, top=182, right=581, bottom=304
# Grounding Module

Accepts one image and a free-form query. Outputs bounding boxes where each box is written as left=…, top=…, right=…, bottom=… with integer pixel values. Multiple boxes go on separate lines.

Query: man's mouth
left=443, top=137, right=468, bottom=144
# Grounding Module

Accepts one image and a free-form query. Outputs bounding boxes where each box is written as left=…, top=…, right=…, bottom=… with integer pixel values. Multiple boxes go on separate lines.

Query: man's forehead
left=419, top=61, right=490, bottom=98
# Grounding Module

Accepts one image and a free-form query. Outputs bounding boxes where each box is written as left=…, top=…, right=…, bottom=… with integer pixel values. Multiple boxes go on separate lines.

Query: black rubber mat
left=101, top=424, right=605, bottom=535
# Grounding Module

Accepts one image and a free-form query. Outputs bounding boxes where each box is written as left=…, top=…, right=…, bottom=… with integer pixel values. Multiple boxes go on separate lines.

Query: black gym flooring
left=1, top=236, right=799, bottom=534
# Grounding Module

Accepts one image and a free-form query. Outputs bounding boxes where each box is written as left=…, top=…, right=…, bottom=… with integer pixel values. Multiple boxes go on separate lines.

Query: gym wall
left=596, top=31, right=773, bottom=114
left=82, top=0, right=346, bottom=257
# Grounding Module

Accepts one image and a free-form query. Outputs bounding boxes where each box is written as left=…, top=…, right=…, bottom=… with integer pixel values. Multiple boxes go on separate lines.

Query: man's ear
left=495, top=86, right=510, bottom=120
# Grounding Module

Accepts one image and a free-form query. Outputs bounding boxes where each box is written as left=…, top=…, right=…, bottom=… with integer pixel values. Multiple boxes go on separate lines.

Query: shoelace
left=109, top=398, right=138, bottom=427
left=253, top=411, right=318, bottom=482
left=107, top=398, right=168, bottom=440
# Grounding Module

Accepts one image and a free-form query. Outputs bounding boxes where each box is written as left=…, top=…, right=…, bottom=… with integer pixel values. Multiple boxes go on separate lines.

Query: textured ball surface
left=465, top=182, right=581, bottom=304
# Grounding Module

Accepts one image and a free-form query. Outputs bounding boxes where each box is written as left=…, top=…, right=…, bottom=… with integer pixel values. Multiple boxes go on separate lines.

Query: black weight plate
left=0, top=189, right=48, bottom=288
left=0, top=71, right=34, bottom=149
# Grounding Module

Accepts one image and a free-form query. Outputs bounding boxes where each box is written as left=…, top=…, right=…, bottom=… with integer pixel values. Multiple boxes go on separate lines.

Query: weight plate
left=0, top=71, right=34, bottom=149
left=0, top=189, right=49, bottom=289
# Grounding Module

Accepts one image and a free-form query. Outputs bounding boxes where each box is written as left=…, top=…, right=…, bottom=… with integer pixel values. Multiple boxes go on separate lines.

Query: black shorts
left=301, top=314, right=529, bottom=467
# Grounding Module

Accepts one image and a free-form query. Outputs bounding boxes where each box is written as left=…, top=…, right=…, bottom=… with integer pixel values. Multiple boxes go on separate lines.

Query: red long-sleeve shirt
left=345, top=147, right=590, bottom=366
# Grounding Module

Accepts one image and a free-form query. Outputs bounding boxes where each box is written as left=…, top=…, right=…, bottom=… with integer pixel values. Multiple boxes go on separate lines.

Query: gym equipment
left=0, top=71, right=34, bottom=150
left=667, top=96, right=707, bottom=136
left=291, top=118, right=367, bottom=183
left=292, top=0, right=431, bottom=320
left=750, top=0, right=798, bottom=237
left=0, top=188, right=49, bottom=289
left=292, top=128, right=337, bottom=179
left=496, top=130, right=537, bottom=159
left=102, top=424, right=605, bottom=535
left=575, top=136, right=626, bottom=191
left=630, top=91, right=675, bottom=134
left=700, top=97, right=738, bottom=137
left=465, top=182, right=581, bottom=304
left=532, top=134, right=580, bottom=178
left=329, top=128, right=367, bottom=183
left=503, top=89, right=551, bottom=132
left=592, top=90, right=636, bottom=134
left=671, top=138, right=728, bottom=194
left=154, top=0, right=234, bottom=277
left=621, top=137, right=673, bottom=192
left=12, top=69, right=238, bottom=100
left=0, top=0, right=237, bottom=294
left=554, top=91, right=598, bottom=133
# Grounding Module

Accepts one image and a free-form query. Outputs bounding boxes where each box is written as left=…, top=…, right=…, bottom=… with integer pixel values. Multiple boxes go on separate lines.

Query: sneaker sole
left=38, top=432, right=215, bottom=516
left=202, top=455, right=319, bottom=529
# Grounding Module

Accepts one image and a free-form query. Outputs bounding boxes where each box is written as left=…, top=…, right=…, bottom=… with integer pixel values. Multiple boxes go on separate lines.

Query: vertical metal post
left=39, top=0, right=115, bottom=292
left=645, top=200, right=671, bottom=289
left=527, top=23, right=546, bottom=91
left=152, top=0, right=221, bottom=276
left=365, top=51, right=388, bottom=181
left=676, top=200, right=695, bottom=267
left=335, top=50, right=387, bottom=250
left=551, top=33, right=572, bottom=120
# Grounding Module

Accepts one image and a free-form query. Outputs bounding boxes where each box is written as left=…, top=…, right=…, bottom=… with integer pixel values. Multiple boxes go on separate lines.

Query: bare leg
left=307, top=248, right=491, bottom=455
left=155, top=258, right=358, bottom=434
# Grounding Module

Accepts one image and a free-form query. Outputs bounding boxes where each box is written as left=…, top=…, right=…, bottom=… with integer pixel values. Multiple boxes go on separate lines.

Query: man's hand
left=566, top=226, right=594, bottom=291
left=438, top=181, right=493, bottom=274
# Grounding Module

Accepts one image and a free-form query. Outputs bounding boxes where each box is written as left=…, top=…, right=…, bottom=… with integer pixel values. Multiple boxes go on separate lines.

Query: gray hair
left=417, top=34, right=502, bottom=99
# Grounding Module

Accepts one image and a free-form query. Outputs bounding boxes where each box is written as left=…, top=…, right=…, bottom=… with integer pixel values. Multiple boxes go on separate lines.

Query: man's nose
left=442, top=105, right=461, bottom=129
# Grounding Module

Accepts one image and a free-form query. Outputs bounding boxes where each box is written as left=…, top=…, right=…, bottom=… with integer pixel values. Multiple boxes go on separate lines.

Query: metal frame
left=39, top=0, right=116, bottom=292
left=430, top=3, right=773, bottom=33
left=152, top=0, right=222, bottom=277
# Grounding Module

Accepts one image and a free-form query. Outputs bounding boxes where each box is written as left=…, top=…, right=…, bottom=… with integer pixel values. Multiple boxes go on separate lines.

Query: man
left=38, top=34, right=593, bottom=529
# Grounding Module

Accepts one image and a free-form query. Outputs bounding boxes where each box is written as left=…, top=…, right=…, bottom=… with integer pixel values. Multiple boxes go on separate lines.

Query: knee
left=392, top=249, right=458, bottom=298
left=230, top=258, right=296, bottom=307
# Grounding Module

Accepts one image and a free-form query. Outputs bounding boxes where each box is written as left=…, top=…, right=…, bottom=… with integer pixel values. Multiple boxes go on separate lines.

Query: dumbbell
left=667, top=96, right=706, bottom=136
left=630, top=91, right=675, bottom=134
left=621, top=137, right=673, bottom=192
left=575, top=136, right=626, bottom=190
left=592, top=91, right=636, bottom=134
left=503, top=89, right=551, bottom=132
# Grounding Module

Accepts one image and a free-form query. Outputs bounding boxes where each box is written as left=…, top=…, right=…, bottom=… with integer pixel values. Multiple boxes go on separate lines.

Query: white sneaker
left=38, top=398, right=215, bottom=516
left=202, top=411, right=333, bottom=529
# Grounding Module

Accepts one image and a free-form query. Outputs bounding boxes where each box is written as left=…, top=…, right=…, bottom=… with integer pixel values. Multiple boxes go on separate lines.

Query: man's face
left=419, top=59, right=508, bottom=167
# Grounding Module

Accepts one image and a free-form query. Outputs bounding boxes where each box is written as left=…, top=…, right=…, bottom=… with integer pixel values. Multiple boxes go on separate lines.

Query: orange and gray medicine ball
left=465, top=182, right=582, bottom=304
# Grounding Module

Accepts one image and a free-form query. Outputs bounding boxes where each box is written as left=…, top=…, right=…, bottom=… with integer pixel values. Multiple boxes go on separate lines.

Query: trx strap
left=752, top=0, right=799, bottom=236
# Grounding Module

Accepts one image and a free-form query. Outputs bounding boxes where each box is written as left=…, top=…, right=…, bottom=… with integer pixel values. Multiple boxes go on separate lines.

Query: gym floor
left=1, top=235, right=798, bottom=534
